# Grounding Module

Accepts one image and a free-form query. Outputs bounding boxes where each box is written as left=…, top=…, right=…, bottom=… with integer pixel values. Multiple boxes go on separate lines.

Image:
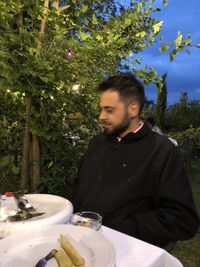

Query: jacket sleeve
left=119, top=146, right=200, bottom=247
left=69, top=136, right=98, bottom=210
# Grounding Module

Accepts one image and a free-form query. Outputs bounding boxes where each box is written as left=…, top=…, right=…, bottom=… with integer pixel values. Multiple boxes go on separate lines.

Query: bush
left=168, top=128, right=200, bottom=158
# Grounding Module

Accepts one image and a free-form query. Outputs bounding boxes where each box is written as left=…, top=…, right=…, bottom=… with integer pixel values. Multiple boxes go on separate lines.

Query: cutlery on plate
left=35, top=249, right=58, bottom=267
left=13, top=191, right=36, bottom=213
left=5, top=211, right=45, bottom=222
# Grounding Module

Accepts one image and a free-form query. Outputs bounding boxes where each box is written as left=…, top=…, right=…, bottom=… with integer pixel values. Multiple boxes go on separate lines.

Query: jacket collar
left=105, top=122, right=151, bottom=143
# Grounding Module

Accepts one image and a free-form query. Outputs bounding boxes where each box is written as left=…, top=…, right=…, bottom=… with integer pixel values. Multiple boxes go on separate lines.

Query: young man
left=72, top=72, right=199, bottom=249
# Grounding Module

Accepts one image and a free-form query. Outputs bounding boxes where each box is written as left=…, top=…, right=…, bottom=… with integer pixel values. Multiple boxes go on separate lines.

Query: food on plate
left=35, top=233, right=86, bottom=267
left=60, top=234, right=85, bottom=266
left=55, top=249, right=73, bottom=267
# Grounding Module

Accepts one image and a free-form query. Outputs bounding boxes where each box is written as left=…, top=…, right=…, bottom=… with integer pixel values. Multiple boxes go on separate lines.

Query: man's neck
left=117, top=119, right=142, bottom=140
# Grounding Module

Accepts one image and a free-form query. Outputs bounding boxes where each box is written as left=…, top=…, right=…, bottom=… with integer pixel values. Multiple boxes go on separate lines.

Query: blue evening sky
left=135, top=0, right=200, bottom=105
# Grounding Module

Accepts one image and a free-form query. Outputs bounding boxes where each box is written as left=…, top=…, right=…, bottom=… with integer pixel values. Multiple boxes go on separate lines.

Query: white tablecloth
left=102, top=226, right=183, bottom=267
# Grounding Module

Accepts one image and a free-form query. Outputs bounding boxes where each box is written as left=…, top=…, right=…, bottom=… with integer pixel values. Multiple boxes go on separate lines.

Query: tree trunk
left=20, top=95, right=32, bottom=190
left=20, top=1, right=50, bottom=191
left=36, top=0, right=49, bottom=54
left=31, top=135, right=40, bottom=190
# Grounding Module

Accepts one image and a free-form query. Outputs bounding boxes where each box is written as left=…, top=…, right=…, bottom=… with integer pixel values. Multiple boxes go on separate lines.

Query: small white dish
left=0, top=194, right=73, bottom=238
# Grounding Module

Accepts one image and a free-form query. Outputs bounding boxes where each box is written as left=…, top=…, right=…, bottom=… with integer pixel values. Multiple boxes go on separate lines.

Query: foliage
left=172, top=159, right=200, bottom=267
left=168, top=127, right=200, bottom=158
left=165, top=92, right=200, bottom=132
left=154, top=72, right=167, bottom=130
left=141, top=97, right=155, bottom=120
left=0, top=91, right=24, bottom=192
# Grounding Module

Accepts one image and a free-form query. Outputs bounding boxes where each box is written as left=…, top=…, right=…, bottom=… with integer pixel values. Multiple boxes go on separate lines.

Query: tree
left=0, top=0, right=199, bottom=193
left=141, top=97, right=155, bottom=119
left=165, top=92, right=200, bottom=131
left=155, top=72, right=167, bottom=130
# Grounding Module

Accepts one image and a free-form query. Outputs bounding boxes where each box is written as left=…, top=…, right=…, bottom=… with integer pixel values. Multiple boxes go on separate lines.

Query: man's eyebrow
left=100, top=106, right=115, bottom=110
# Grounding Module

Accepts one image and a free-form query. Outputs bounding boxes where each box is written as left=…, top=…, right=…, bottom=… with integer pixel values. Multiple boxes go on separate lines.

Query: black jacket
left=72, top=123, right=199, bottom=247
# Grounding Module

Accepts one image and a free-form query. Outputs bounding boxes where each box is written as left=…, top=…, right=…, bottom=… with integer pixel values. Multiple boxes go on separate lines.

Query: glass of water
left=68, top=211, right=102, bottom=231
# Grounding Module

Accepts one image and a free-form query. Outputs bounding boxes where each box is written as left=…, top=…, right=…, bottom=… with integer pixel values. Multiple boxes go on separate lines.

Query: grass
left=171, top=159, right=200, bottom=267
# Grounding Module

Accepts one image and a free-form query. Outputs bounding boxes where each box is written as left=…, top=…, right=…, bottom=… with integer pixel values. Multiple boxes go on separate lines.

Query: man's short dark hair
left=97, top=72, right=145, bottom=113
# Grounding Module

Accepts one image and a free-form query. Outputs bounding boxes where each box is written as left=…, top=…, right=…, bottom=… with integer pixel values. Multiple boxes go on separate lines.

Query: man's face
left=99, top=89, right=132, bottom=137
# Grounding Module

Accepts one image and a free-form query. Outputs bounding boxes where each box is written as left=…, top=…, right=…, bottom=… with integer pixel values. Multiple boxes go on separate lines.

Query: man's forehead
left=99, top=89, right=120, bottom=103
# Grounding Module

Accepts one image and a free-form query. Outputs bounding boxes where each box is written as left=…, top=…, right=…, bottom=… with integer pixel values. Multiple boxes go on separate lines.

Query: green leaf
left=170, top=51, right=176, bottom=61
left=28, top=47, right=36, bottom=56
left=135, top=58, right=141, bottom=64
left=39, top=76, right=49, bottom=83
left=154, top=8, right=161, bottom=12
left=195, top=44, right=200, bottom=48
left=96, top=35, right=103, bottom=41
left=153, top=21, right=163, bottom=34
left=43, top=134, right=52, bottom=141
left=184, top=39, right=192, bottom=46
left=137, top=3, right=143, bottom=12
left=124, top=18, right=132, bottom=27
left=135, top=31, right=146, bottom=38
left=81, top=5, right=88, bottom=13
left=118, top=52, right=125, bottom=59
left=92, top=14, right=98, bottom=25
left=128, top=51, right=134, bottom=57
left=159, top=46, right=169, bottom=52
left=174, top=32, right=183, bottom=49
left=11, top=165, right=20, bottom=174
left=0, top=154, right=11, bottom=168
left=163, top=0, right=168, bottom=6
left=74, top=10, right=80, bottom=17
left=79, top=31, right=90, bottom=41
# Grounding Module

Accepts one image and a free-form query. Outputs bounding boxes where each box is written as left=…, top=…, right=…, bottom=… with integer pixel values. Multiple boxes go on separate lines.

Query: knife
left=5, top=212, right=45, bottom=222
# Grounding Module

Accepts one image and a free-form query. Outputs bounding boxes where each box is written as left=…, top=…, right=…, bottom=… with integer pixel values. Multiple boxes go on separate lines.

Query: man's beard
left=104, top=114, right=132, bottom=137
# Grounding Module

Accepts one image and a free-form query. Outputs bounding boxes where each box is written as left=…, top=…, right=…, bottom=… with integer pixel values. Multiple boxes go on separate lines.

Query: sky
left=137, top=0, right=200, bottom=105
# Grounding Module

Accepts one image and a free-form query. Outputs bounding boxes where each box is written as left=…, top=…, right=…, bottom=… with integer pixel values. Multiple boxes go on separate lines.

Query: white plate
left=0, top=194, right=73, bottom=237
left=0, top=224, right=116, bottom=267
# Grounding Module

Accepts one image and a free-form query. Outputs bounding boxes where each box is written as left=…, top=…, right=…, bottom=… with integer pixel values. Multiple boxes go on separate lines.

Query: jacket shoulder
left=89, top=132, right=108, bottom=146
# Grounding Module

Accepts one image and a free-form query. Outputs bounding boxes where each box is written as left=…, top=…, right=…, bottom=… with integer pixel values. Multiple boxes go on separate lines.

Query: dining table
left=0, top=223, right=183, bottom=267
left=0, top=193, right=184, bottom=267
left=102, top=225, right=183, bottom=267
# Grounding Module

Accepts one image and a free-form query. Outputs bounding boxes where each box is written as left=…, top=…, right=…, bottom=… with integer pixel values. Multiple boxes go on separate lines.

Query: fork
left=13, top=191, right=36, bottom=213
left=35, top=249, right=58, bottom=267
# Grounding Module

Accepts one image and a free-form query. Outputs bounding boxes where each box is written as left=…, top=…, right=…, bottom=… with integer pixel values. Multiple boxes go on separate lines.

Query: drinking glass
left=68, top=211, right=102, bottom=231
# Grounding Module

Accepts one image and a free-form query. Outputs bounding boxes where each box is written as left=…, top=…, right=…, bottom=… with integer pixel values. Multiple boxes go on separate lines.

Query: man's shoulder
left=151, top=131, right=176, bottom=149
left=89, top=132, right=107, bottom=146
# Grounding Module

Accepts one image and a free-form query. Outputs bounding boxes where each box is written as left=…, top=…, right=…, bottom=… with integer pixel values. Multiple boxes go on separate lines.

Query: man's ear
left=128, top=102, right=140, bottom=118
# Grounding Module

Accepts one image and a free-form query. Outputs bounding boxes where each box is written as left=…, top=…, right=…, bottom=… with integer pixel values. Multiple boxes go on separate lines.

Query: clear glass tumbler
left=68, top=211, right=102, bottom=231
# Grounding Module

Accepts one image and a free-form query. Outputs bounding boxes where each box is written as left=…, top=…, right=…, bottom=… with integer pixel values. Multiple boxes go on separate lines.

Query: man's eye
left=106, top=108, right=114, bottom=113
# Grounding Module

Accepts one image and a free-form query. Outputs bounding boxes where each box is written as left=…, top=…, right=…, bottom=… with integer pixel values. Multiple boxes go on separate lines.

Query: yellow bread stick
left=60, top=234, right=85, bottom=266
left=55, top=249, right=73, bottom=267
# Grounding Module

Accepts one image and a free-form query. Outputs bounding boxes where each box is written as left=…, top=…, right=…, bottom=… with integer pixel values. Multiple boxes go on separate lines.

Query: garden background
left=0, top=1, right=199, bottom=266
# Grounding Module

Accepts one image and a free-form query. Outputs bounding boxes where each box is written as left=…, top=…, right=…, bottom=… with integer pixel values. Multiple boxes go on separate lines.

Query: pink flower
left=66, top=48, right=73, bottom=57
